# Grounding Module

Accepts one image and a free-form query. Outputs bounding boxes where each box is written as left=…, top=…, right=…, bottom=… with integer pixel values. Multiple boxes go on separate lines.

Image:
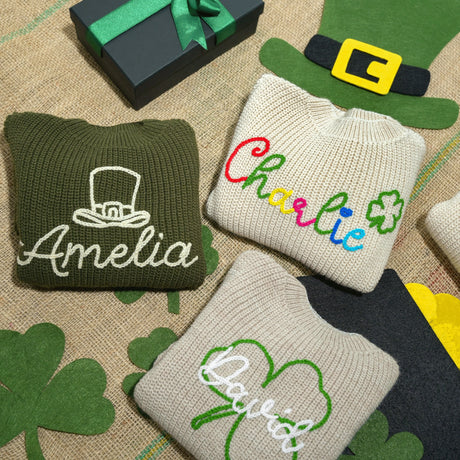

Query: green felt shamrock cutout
left=0, top=323, right=115, bottom=460
left=191, top=339, right=332, bottom=460
left=201, top=224, right=220, bottom=275
left=122, top=327, right=178, bottom=397
left=115, top=225, right=219, bottom=314
left=339, top=410, right=423, bottom=460
left=114, top=290, right=146, bottom=304
left=366, top=190, right=404, bottom=234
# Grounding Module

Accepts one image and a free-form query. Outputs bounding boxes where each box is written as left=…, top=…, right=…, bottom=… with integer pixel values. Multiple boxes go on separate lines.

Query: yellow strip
left=142, top=437, right=170, bottom=460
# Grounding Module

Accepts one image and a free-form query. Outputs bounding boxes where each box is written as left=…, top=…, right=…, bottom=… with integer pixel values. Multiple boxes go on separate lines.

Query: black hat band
left=305, top=35, right=430, bottom=97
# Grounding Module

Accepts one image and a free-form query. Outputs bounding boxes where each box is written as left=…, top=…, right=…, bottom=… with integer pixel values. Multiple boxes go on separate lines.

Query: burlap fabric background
left=1, top=1, right=459, bottom=459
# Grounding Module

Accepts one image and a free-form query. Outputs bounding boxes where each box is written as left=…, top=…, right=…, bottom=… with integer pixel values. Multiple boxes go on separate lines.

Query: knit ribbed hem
left=63, top=117, right=191, bottom=149
left=426, top=192, right=460, bottom=272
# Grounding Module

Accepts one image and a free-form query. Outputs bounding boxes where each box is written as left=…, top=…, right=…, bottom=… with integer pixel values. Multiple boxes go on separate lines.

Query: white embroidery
left=72, top=166, right=150, bottom=228
left=198, top=347, right=314, bottom=454
left=17, top=224, right=198, bottom=277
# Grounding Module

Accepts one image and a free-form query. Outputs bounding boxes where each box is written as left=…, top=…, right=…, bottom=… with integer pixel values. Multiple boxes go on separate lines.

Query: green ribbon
left=86, top=0, right=236, bottom=56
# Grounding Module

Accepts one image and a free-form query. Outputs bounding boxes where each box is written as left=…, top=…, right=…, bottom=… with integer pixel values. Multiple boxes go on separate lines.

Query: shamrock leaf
left=123, top=327, right=178, bottom=396
left=339, top=410, right=423, bottom=460
left=0, top=323, right=115, bottom=460
left=202, top=225, right=219, bottom=275
left=115, top=225, right=219, bottom=315
left=114, top=290, right=146, bottom=304
left=366, top=190, right=404, bottom=234
left=167, top=291, right=181, bottom=314
left=191, top=339, right=332, bottom=460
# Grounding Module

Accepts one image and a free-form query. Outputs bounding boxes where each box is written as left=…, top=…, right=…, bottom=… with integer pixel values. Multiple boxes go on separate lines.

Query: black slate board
left=298, top=269, right=460, bottom=459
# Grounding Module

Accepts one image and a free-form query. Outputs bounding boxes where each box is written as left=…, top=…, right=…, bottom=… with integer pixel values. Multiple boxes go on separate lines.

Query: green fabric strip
left=87, top=0, right=236, bottom=55
left=0, top=0, right=72, bottom=45
left=136, top=433, right=163, bottom=459
left=136, top=432, right=171, bottom=460
left=87, top=0, right=170, bottom=55
left=149, top=439, right=170, bottom=459
left=201, top=4, right=236, bottom=45
left=409, top=131, right=460, bottom=203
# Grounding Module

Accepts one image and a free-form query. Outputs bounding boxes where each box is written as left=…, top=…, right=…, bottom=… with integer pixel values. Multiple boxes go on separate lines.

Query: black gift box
left=70, top=0, right=264, bottom=109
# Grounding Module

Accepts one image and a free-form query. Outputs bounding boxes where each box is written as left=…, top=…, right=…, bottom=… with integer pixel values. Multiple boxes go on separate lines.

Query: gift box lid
left=70, top=0, right=264, bottom=107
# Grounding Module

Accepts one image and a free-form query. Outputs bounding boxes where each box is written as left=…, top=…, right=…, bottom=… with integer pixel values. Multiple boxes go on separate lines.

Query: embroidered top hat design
left=73, top=166, right=151, bottom=228
left=259, top=0, right=460, bottom=129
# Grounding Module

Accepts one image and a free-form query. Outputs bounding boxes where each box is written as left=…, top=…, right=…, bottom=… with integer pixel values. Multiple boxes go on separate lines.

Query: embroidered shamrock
left=339, top=410, right=423, bottom=459
left=115, top=225, right=219, bottom=313
left=0, top=323, right=115, bottom=460
left=122, top=327, right=178, bottom=397
left=192, top=339, right=332, bottom=460
left=366, top=190, right=404, bottom=234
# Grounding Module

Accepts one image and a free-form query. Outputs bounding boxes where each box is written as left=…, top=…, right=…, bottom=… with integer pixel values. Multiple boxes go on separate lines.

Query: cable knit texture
left=4, top=112, right=206, bottom=289
left=207, top=74, right=426, bottom=292
left=426, top=192, right=460, bottom=272
left=134, top=251, right=399, bottom=460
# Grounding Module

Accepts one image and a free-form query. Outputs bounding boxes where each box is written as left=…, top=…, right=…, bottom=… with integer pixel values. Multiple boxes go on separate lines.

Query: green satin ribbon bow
left=86, top=0, right=236, bottom=56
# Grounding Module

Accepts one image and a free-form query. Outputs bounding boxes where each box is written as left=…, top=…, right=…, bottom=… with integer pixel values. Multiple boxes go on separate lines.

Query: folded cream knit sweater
left=134, top=251, right=399, bottom=460
left=426, top=192, right=460, bottom=272
left=207, top=75, right=426, bottom=292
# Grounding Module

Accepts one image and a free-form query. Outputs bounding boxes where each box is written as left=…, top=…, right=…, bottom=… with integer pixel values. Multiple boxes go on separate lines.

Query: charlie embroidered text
left=225, top=138, right=405, bottom=252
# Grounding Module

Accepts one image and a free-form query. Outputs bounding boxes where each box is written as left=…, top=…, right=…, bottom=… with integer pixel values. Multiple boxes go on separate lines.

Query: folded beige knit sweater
left=207, top=74, right=426, bottom=292
left=426, top=192, right=460, bottom=272
left=134, top=251, right=399, bottom=460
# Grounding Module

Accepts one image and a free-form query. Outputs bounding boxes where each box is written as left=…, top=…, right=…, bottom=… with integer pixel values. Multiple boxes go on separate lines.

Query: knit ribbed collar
left=55, top=116, right=173, bottom=148
left=306, top=95, right=410, bottom=144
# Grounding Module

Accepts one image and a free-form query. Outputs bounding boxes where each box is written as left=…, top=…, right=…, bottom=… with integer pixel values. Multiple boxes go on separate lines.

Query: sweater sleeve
left=4, top=112, right=54, bottom=156
left=4, top=112, right=21, bottom=146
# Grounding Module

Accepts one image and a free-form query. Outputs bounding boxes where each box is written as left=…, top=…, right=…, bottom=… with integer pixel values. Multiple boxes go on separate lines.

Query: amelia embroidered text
left=18, top=224, right=198, bottom=277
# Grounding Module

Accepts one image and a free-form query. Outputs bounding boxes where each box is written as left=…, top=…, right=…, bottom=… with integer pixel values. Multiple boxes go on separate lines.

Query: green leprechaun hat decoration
left=260, top=0, right=460, bottom=129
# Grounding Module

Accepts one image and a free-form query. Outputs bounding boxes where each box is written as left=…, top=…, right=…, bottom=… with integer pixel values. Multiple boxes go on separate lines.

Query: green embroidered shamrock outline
left=366, top=190, right=404, bottom=234
left=115, top=225, right=219, bottom=314
left=191, top=339, right=332, bottom=460
left=122, top=327, right=178, bottom=397
left=339, top=410, right=424, bottom=459
left=0, top=323, right=115, bottom=460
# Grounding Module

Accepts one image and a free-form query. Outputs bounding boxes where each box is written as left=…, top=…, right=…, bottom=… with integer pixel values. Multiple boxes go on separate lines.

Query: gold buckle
left=331, top=38, right=402, bottom=95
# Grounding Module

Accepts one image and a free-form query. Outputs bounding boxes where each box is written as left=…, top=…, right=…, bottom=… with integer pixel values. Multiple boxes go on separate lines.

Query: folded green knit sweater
left=4, top=113, right=206, bottom=289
